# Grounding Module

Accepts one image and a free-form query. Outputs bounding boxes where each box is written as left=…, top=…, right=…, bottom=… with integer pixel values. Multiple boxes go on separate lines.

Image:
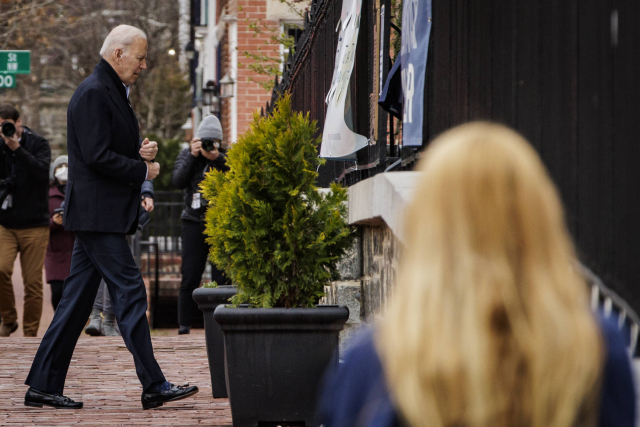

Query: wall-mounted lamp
left=184, top=41, right=195, bottom=60
left=202, top=80, right=220, bottom=113
left=219, top=74, right=235, bottom=98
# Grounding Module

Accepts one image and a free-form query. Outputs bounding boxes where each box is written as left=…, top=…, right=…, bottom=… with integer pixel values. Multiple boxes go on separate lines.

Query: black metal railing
left=583, top=264, right=640, bottom=358
left=263, top=0, right=413, bottom=188
left=130, top=192, right=182, bottom=329
left=134, top=191, right=184, bottom=274
left=130, top=192, right=182, bottom=328
left=137, top=240, right=160, bottom=328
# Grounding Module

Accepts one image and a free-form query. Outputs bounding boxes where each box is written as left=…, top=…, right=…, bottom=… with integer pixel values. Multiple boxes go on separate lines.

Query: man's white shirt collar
left=123, top=83, right=130, bottom=99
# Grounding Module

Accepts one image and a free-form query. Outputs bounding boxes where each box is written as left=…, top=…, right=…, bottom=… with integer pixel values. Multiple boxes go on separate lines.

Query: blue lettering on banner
left=401, top=0, right=432, bottom=146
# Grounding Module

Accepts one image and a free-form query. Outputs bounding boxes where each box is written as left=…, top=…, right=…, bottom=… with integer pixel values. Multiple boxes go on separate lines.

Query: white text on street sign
left=0, top=51, right=30, bottom=74
left=0, top=75, right=16, bottom=88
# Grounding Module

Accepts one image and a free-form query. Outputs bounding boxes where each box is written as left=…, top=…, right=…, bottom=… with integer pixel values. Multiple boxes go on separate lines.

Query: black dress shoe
left=141, top=383, right=199, bottom=409
left=24, top=387, right=83, bottom=409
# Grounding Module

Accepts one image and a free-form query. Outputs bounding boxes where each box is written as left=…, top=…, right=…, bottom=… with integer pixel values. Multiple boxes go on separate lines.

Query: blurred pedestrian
left=173, top=115, right=230, bottom=335
left=45, top=155, right=75, bottom=311
left=317, top=122, right=635, bottom=427
left=0, top=104, right=51, bottom=337
left=85, top=180, right=155, bottom=337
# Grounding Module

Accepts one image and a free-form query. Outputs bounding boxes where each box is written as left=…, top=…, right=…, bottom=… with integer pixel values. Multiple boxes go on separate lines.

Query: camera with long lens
left=201, top=138, right=226, bottom=153
left=1, top=121, right=16, bottom=138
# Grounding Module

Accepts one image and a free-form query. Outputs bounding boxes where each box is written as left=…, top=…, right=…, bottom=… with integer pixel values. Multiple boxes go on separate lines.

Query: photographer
left=0, top=104, right=51, bottom=337
left=172, top=115, right=230, bottom=335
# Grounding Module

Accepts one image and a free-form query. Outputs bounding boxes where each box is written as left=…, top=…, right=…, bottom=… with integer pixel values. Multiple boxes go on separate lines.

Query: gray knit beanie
left=195, top=115, right=223, bottom=140
left=50, top=155, right=68, bottom=181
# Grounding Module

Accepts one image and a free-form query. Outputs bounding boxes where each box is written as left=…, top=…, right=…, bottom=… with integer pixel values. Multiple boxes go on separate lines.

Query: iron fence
left=132, top=190, right=215, bottom=328
left=133, top=191, right=184, bottom=275
left=134, top=190, right=217, bottom=280
left=584, top=264, right=640, bottom=358
left=130, top=191, right=183, bottom=328
left=266, top=0, right=640, bottom=317
left=264, top=0, right=413, bottom=188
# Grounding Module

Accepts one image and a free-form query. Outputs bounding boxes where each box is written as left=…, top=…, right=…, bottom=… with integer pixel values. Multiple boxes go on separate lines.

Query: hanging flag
left=378, top=52, right=403, bottom=120
left=401, top=0, right=432, bottom=146
left=320, top=0, right=368, bottom=160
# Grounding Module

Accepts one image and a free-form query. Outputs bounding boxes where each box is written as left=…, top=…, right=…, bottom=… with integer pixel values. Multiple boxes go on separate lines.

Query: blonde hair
left=377, top=122, right=603, bottom=427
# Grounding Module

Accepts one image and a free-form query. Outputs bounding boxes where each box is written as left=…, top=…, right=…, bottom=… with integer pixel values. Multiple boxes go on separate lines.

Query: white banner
left=319, top=0, right=368, bottom=160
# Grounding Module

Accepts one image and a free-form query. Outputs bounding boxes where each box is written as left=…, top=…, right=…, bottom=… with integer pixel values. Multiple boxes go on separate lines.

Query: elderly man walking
left=24, top=25, right=198, bottom=410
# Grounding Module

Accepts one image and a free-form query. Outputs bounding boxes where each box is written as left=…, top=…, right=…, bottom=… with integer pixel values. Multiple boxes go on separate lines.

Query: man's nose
left=141, top=60, right=147, bottom=70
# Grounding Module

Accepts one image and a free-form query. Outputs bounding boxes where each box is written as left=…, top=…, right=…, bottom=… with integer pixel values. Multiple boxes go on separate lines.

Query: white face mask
left=55, top=165, right=68, bottom=184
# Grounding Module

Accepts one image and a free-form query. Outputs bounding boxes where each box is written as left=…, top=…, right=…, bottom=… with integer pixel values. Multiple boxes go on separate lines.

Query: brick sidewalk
left=0, top=335, right=232, bottom=426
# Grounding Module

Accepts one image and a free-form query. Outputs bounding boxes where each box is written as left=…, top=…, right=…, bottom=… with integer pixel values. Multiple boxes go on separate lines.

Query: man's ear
left=15, top=118, right=22, bottom=128
left=115, top=48, right=123, bottom=62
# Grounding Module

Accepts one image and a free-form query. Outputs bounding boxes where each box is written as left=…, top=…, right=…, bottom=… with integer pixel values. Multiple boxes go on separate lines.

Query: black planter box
left=192, top=286, right=237, bottom=398
left=214, top=305, right=349, bottom=427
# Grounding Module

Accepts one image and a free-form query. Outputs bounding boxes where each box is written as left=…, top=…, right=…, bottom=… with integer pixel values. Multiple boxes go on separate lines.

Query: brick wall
left=215, top=0, right=297, bottom=141
left=235, top=0, right=281, bottom=138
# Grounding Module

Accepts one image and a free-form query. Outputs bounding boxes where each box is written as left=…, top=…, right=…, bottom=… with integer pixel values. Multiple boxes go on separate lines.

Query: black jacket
left=172, top=147, right=228, bottom=223
left=0, top=127, right=51, bottom=229
left=64, top=59, right=148, bottom=234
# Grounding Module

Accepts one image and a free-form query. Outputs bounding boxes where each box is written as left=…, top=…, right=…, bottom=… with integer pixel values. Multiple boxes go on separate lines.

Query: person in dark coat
left=0, top=104, right=51, bottom=337
left=45, top=155, right=75, bottom=311
left=318, top=318, right=636, bottom=427
left=172, top=115, right=230, bottom=335
left=24, top=24, right=198, bottom=410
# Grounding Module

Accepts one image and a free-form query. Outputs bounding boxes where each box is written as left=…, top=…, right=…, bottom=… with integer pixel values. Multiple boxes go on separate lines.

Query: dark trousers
left=178, top=220, right=229, bottom=327
left=49, top=280, right=64, bottom=311
left=25, top=231, right=165, bottom=393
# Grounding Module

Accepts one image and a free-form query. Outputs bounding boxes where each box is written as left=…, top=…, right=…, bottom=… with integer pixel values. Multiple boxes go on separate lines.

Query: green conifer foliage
left=201, top=95, right=354, bottom=308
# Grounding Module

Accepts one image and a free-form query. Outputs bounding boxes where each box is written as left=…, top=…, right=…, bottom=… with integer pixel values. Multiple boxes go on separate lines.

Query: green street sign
left=0, top=50, right=30, bottom=74
left=0, top=74, right=16, bottom=88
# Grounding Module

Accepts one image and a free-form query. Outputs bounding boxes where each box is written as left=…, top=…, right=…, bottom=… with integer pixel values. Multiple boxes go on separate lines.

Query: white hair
left=99, top=25, right=147, bottom=57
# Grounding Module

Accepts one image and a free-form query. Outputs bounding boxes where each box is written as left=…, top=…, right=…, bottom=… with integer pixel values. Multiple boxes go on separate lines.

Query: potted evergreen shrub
left=200, top=94, right=353, bottom=426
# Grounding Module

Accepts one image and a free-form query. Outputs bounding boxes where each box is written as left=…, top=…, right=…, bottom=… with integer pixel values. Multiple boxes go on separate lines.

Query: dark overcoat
left=64, top=58, right=147, bottom=234
left=0, top=127, right=51, bottom=229
left=316, top=317, right=636, bottom=427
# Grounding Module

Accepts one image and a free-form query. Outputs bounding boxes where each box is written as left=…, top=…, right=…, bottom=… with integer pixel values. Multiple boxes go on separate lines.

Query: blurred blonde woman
left=317, top=123, right=635, bottom=427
